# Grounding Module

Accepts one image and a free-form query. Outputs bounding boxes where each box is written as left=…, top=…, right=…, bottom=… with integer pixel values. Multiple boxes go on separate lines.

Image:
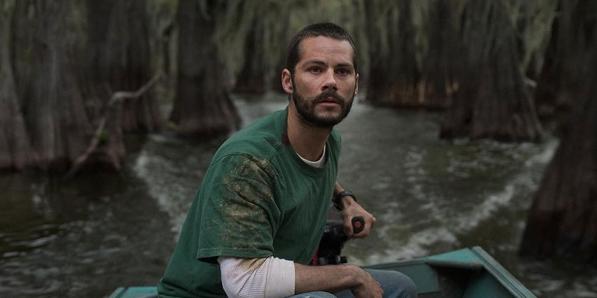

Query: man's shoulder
left=214, top=110, right=286, bottom=162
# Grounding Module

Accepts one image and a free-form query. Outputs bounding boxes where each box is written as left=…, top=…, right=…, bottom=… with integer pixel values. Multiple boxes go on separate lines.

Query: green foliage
left=140, top=0, right=558, bottom=95
left=212, top=0, right=368, bottom=77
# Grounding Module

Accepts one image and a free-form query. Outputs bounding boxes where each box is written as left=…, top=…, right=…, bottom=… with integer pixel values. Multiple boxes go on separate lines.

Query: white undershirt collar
left=296, top=144, right=326, bottom=168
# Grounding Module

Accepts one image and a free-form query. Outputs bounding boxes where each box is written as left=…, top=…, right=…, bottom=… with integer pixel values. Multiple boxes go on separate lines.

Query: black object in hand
left=312, top=216, right=365, bottom=265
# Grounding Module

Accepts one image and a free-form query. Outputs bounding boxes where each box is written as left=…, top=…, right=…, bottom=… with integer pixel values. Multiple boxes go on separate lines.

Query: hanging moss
left=212, top=0, right=368, bottom=93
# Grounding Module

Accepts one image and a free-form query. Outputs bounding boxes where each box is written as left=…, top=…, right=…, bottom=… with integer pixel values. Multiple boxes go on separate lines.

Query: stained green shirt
left=158, top=109, right=341, bottom=297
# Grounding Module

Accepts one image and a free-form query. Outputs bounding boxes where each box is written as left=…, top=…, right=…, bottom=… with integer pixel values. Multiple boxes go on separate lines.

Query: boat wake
left=346, top=138, right=558, bottom=266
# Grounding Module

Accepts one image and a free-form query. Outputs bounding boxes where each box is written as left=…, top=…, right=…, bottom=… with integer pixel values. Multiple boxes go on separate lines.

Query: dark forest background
left=0, top=0, right=595, bottom=264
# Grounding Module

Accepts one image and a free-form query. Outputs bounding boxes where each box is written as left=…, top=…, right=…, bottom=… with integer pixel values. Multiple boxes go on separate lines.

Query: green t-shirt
left=158, top=109, right=341, bottom=297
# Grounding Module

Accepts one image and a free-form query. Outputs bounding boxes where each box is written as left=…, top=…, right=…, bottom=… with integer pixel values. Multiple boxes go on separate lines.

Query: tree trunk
left=365, top=0, right=420, bottom=107
left=520, top=86, right=597, bottom=262
left=10, top=0, right=96, bottom=171
left=364, top=0, right=456, bottom=109
left=88, top=0, right=161, bottom=133
left=0, top=0, right=34, bottom=170
left=170, top=0, right=240, bottom=137
left=520, top=0, right=597, bottom=262
left=419, top=0, right=459, bottom=109
left=233, top=20, right=267, bottom=95
left=1, top=0, right=136, bottom=172
left=533, top=0, right=596, bottom=129
left=267, top=21, right=290, bottom=95
left=439, top=0, right=543, bottom=141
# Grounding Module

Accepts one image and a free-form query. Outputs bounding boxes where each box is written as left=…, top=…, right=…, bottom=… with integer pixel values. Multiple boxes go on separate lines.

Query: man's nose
left=322, top=68, right=337, bottom=91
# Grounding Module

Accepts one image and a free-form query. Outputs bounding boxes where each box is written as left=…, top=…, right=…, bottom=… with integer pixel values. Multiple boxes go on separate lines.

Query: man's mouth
left=314, top=92, right=343, bottom=106
left=319, top=97, right=340, bottom=104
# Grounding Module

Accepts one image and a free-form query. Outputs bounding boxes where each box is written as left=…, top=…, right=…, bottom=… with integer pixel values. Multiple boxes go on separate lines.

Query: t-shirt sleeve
left=195, top=154, right=281, bottom=261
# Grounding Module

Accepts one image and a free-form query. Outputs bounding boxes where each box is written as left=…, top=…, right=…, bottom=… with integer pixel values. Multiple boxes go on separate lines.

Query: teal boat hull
left=109, top=246, right=535, bottom=298
left=367, top=246, right=535, bottom=297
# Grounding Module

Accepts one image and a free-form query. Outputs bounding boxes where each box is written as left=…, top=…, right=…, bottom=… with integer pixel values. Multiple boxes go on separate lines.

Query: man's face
left=284, top=36, right=359, bottom=128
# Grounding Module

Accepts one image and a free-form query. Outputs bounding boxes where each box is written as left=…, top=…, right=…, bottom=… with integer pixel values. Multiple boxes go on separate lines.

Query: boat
left=109, top=246, right=536, bottom=298
left=366, top=246, right=535, bottom=297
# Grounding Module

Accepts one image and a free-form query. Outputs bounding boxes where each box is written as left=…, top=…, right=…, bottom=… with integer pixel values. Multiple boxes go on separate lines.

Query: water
left=0, top=170, right=174, bottom=297
left=1, top=94, right=595, bottom=297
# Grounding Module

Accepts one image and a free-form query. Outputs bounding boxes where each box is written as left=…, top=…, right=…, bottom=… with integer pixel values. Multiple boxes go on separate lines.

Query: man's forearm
left=219, top=257, right=371, bottom=296
left=294, top=262, right=364, bottom=294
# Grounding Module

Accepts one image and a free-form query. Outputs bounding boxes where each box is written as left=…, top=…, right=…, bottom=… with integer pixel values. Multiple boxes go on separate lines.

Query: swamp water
left=1, top=95, right=595, bottom=297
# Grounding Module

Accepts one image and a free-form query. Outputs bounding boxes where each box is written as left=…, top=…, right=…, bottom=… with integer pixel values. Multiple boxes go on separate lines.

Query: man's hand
left=340, top=196, right=376, bottom=238
left=351, top=267, right=384, bottom=298
left=295, top=263, right=382, bottom=297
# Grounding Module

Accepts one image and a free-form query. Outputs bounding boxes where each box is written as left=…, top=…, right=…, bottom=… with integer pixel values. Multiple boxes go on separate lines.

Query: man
left=158, top=23, right=416, bottom=298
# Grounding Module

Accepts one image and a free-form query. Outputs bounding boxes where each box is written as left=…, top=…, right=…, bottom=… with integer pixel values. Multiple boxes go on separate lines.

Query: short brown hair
left=285, top=22, right=358, bottom=74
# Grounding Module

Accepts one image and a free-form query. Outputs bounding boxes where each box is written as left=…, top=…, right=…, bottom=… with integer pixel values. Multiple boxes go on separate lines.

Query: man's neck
left=286, top=103, right=331, bottom=161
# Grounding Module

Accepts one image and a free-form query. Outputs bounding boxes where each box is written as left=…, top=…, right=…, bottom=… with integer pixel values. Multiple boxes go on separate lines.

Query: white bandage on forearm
left=218, top=256, right=295, bottom=298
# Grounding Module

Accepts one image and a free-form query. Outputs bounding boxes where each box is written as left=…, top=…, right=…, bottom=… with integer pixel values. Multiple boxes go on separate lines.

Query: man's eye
left=336, top=68, right=351, bottom=76
left=308, top=67, right=322, bottom=74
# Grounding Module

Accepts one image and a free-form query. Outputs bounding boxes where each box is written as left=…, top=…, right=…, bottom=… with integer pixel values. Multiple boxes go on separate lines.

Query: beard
left=291, top=85, right=355, bottom=128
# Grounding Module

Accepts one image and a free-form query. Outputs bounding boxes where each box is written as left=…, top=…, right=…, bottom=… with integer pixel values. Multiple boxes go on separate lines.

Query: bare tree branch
left=65, top=72, right=162, bottom=178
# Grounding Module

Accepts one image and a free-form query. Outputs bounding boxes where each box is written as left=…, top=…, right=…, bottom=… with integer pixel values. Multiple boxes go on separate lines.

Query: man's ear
left=355, top=73, right=360, bottom=95
left=281, top=68, right=293, bottom=94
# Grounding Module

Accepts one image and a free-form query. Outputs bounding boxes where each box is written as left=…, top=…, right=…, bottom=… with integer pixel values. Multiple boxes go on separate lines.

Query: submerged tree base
left=520, top=0, right=597, bottom=263
left=520, top=94, right=597, bottom=263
